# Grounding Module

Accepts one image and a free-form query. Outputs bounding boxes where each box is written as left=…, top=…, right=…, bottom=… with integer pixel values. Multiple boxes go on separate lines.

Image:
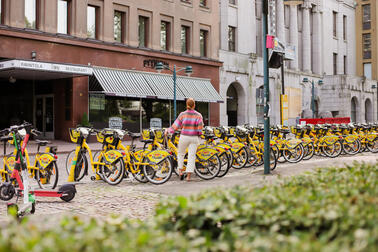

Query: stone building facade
left=219, top=0, right=378, bottom=126
left=0, top=0, right=222, bottom=140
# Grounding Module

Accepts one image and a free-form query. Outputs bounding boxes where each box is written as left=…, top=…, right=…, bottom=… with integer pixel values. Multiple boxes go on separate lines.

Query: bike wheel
left=231, top=146, right=248, bottom=169
left=267, top=150, right=278, bottom=171
left=74, top=152, right=88, bottom=181
left=283, top=143, right=304, bottom=163
left=100, top=158, right=125, bottom=185
left=366, top=138, right=378, bottom=153
left=36, top=162, right=59, bottom=189
left=343, top=139, right=361, bottom=155
left=195, top=154, right=221, bottom=180
left=130, top=164, right=149, bottom=183
left=217, top=151, right=231, bottom=177
left=143, top=157, right=173, bottom=184
left=244, top=147, right=258, bottom=168
left=65, top=150, right=76, bottom=175
left=302, top=142, right=315, bottom=160
left=322, top=140, right=342, bottom=158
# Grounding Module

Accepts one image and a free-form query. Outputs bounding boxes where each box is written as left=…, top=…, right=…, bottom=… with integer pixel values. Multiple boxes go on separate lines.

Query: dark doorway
left=227, top=84, right=238, bottom=126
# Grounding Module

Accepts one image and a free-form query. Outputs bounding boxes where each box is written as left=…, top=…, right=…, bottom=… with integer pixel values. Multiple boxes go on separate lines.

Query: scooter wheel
left=59, top=184, right=77, bottom=202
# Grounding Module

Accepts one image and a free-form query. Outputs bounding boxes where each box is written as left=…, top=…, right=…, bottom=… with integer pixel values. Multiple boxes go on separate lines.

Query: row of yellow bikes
left=65, top=122, right=378, bottom=185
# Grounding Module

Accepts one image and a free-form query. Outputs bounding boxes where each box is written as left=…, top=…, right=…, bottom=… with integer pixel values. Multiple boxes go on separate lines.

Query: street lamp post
left=155, top=62, right=193, bottom=119
left=303, top=78, right=323, bottom=118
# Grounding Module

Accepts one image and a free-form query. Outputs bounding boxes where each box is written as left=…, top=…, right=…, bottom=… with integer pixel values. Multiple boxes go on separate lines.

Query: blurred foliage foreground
left=0, top=162, right=377, bottom=252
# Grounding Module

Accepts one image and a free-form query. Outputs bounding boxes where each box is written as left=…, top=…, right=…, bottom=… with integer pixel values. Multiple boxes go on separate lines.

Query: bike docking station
left=0, top=122, right=76, bottom=218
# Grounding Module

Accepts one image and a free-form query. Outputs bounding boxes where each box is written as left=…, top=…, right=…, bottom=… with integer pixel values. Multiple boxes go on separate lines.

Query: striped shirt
left=168, top=110, right=203, bottom=136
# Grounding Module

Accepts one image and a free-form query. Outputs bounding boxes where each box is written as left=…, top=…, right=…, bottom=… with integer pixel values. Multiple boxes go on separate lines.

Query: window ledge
left=199, top=5, right=210, bottom=11
left=180, top=1, right=193, bottom=7
left=229, top=3, right=238, bottom=8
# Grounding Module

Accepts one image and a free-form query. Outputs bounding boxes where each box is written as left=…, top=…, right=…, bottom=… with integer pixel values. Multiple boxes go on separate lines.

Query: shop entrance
left=34, top=95, right=54, bottom=139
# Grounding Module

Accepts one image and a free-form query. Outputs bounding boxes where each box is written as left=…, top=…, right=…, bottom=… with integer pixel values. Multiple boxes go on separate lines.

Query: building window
left=181, top=25, right=190, bottom=54
left=114, top=11, right=125, bottom=43
left=229, top=0, right=236, bottom=5
left=363, top=4, right=371, bottom=30
left=343, top=15, right=347, bottom=40
left=364, top=63, right=372, bottom=79
left=57, top=0, right=69, bottom=34
left=199, top=0, right=207, bottom=7
left=344, top=56, right=347, bottom=75
left=256, top=86, right=264, bottom=124
left=363, top=33, right=371, bottom=59
left=255, top=1, right=261, bottom=19
left=228, top=26, right=236, bottom=52
left=87, top=5, right=97, bottom=39
left=284, top=5, right=290, bottom=28
left=0, top=0, right=3, bottom=24
left=25, top=0, right=37, bottom=29
left=333, top=53, right=337, bottom=75
left=161, top=21, right=170, bottom=51
left=181, top=0, right=191, bottom=4
left=333, top=11, right=337, bottom=37
left=138, top=16, right=149, bottom=47
left=200, top=29, right=208, bottom=57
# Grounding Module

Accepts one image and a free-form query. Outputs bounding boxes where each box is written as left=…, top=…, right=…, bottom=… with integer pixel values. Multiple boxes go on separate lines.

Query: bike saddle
left=129, top=132, right=141, bottom=139
left=140, top=139, right=153, bottom=143
left=36, top=140, right=50, bottom=146
left=0, top=136, right=12, bottom=142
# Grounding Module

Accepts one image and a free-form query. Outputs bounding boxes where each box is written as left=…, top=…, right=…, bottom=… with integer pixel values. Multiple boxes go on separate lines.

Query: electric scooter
left=0, top=122, right=76, bottom=217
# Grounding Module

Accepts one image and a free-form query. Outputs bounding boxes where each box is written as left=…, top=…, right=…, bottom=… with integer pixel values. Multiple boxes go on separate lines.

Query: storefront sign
left=109, top=117, right=123, bottom=129
left=150, top=118, right=162, bottom=128
left=280, top=94, right=289, bottom=126
left=90, top=94, right=105, bottom=110
left=143, top=59, right=169, bottom=69
left=0, top=60, right=93, bottom=75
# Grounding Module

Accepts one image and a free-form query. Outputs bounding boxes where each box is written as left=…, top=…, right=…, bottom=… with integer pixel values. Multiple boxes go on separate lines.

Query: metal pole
left=280, top=55, right=285, bottom=125
left=311, top=80, right=315, bottom=118
left=281, top=56, right=285, bottom=95
left=263, top=0, right=270, bottom=175
left=173, top=65, right=177, bottom=119
left=139, top=98, right=142, bottom=133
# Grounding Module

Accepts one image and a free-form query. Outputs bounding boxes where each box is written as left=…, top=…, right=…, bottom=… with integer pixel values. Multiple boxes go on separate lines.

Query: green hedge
left=0, top=162, right=377, bottom=251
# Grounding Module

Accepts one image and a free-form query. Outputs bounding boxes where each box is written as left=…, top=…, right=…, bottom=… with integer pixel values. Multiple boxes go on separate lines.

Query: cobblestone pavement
left=0, top=152, right=377, bottom=227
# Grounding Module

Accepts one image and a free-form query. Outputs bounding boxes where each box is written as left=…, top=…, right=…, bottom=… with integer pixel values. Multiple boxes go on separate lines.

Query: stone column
left=289, top=5, right=299, bottom=70
left=302, top=1, right=311, bottom=73
left=276, top=0, right=285, bottom=43
left=337, top=12, right=344, bottom=74
left=312, top=6, right=322, bottom=75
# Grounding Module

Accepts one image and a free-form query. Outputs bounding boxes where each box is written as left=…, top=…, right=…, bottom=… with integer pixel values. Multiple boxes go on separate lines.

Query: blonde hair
left=186, top=98, right=195, bottom=110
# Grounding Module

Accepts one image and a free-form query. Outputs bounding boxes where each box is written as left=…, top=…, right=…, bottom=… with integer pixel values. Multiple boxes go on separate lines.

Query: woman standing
left=165, top=98, right=203, bottom=181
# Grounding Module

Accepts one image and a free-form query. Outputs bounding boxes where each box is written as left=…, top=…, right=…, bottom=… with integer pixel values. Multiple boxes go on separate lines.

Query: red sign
left=299, top=117, right=351, bottom=125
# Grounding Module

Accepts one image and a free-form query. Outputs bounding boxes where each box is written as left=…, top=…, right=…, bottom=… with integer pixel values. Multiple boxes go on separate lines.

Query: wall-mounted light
left=9, top=76, right=16, bottom=84
left=31, top=51, right=37, bottom=60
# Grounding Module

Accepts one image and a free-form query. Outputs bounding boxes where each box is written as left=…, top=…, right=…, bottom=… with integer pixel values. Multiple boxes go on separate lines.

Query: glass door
left=34, top=95, right=54, bottom=139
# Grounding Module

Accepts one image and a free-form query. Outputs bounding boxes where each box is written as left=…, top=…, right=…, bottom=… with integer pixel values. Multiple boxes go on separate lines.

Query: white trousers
left=177, top=135, right=199, bottom=173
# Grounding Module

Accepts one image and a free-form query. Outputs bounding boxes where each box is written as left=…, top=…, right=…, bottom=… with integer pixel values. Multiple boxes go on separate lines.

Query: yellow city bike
left=295, top=125, right=342, bottom=158
left=1, top=129, right=59, bottom=189
left=270, top=126, right=304, bottom=163
left=163, top=130, right=221, bottom=180
left=213, top=126, right=249, bottom=169
left=199, top=127, right=233, bottom=177
left=96, top=128, right=173, bottom=185
left=233, top=125, right=278, bottom=170
left=65, top=127, right=125, bottom=185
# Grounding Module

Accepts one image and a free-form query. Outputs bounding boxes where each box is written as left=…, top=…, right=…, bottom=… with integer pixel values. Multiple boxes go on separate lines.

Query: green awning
left=90, top=66, right=223, bottom=103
